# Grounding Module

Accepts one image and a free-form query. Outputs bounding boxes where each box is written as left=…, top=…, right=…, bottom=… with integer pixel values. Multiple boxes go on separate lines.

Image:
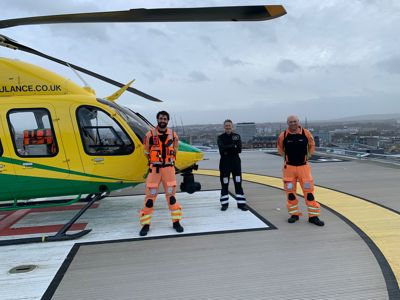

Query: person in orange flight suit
left=139, top=111, right=183, bottom=236
left=277, top=115, right=325, bottom=226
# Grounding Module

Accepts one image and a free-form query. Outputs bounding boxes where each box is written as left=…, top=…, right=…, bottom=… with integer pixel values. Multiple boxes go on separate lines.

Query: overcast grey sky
left=1, top=0, right=399, bottom=125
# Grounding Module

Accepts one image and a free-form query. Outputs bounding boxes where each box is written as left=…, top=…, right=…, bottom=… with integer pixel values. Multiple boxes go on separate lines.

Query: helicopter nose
left=175, top=142, right=204, bottom=171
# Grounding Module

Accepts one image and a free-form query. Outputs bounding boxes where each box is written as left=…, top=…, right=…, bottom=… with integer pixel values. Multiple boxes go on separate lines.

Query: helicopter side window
left=77, top=106, right=134, bottom=156
left=0, top=139, right=3, bottom=156
left=7, top=109, right=58, bottom=157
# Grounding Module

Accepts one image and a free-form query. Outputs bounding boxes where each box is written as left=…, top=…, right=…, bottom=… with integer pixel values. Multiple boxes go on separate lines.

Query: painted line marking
left=195, top=169, right=400, bottom=289
left=0, top=224, right=87, bottom=236
left=0, top=209, right=30, bottom=230
left=30, top=203, right=99, bottom=213
left=0, top=203, right=99, bottom=237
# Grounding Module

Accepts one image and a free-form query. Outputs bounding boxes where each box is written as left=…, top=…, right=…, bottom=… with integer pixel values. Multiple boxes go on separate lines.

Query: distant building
left=256, top=126, right=273, bottom=135
left=314, top=136, right=320, bottom=147
left=359, top=136, right=380, bottom=147
left=313, top=131, right=331, bottom=146
left=251, top=136, right=278, bottom=148
left=330, top=128, right=359, bottom=134
left=236, top=122, right=256, bottom=143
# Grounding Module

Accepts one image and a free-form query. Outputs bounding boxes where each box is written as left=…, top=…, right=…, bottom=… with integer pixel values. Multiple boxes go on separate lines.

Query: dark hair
left=224, top=119, right=233, bottom=125
left=157, top=111, right=170, bottom=120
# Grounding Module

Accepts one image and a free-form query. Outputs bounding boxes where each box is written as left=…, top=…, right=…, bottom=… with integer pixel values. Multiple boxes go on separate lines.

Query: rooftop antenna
left=180, top=117, right=186, bottom=136
left=172, top=115, right=177, bottom=132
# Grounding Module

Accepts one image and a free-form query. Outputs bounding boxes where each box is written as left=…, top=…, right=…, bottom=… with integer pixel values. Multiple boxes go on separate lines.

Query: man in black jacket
left=217, top=119, right=247, bottom=211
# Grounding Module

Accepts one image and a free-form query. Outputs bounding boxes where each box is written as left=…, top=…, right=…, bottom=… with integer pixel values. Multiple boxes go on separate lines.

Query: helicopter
left=0, top=5, right=286, bottom=245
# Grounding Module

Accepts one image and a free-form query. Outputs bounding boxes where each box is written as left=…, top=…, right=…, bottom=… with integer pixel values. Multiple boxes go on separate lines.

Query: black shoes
left=309, top=216, right=325, bottom=226
left=237, top=204, right=248, bottom=211
left=173, top=221, right=184, bottom=233
left=288, top=215, right=325, bottom=226
left=221, top=204, right=248, bottom=211
left=139, top=224, right=150, bottom=236
left=140, top=222, right=184, bottom=236
left=288, top=215, right=299, bottom=223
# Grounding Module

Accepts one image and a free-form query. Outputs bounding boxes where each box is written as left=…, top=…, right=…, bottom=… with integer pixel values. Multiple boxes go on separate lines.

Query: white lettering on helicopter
left=0, top=84, right=62, bottom=93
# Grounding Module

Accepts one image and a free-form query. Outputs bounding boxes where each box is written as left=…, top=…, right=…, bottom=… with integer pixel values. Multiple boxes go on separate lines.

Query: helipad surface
left=0, top=190, right=271, bottom=300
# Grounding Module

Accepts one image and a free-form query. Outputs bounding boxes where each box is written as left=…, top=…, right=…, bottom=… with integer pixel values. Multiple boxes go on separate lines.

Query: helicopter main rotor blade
left=0, top=34, right=162, bottom=102
left=0, top=5, right=286, bottom=29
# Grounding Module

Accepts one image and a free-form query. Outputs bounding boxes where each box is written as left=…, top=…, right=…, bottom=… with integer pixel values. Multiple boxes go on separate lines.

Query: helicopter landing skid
left=0, top=192, right=108, bottom=246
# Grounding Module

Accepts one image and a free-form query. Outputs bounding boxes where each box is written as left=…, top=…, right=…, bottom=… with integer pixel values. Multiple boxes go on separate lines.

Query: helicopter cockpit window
left=7, top=109, right=58, bottom=157
left=77, top=106, right=134, bottom=156
left=97, top=99, right=152, bottom=143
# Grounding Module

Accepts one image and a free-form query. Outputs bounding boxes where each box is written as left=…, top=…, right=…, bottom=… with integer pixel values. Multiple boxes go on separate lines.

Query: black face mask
left=158, top=121, right=167, bottom=129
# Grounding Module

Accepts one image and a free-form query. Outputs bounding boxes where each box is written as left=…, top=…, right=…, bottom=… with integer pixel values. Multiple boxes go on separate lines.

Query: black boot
left=237, top=204, right=248, bottom=211
left=288, top=215, right=299, bottom=223
left=139, top=224, right=150, bottom=236
left=309, top=216, right=325, bottom=226
left=221, top=204, right=229, bottom=211
left=173, top=221, right=184, bottom=233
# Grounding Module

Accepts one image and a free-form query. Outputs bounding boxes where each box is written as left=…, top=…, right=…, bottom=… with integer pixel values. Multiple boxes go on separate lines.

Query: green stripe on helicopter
left=0, top=173, right=138, bottom=203
left=179, top=143, right=202, bottom=153
left=0, top=156, right=123, bottom=181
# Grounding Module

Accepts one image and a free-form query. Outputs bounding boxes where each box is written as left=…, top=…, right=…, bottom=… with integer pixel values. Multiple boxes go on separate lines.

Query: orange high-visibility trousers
left=139, top=165, right=182, bottom=226
left=282, top=163, right=321, bottom=217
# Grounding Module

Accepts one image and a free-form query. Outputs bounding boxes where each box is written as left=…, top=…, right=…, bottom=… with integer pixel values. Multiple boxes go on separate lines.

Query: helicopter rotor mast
left=0, top=5, right=286, bottom=29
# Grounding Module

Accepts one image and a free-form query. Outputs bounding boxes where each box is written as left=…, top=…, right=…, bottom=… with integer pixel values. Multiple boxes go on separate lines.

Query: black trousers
left=219, top=156, right=246, bottom=206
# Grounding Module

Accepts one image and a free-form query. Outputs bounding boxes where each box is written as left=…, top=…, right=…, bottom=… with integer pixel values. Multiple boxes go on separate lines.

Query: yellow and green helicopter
left=0, top=5, right=286, bottom=245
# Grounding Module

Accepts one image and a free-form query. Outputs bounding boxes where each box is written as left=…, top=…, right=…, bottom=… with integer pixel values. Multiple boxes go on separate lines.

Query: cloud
left=198, top=35, right=218, bottom=51
left=141, top=71, right=165, bottom=82
left=308, top=63, right=359, bottom=73
left=376, top=57, right=400, bottom=74
left=231, top=77, right=245, bottom=85
left=175, top=94, right=400, bottom=124
left=2, top=0, right=97, bottom=15
left=254, top=77, right=284, bottom=87
left=187, top=71, right=209, bottom=82
left=147, top=28, right=169, bottom=39
left=276, top=59, right=301, bottom=73
left=222, top=57, right=248, bottom=67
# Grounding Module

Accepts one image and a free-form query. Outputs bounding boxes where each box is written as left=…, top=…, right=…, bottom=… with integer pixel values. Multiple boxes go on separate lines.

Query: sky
left=1, top=0, right=399, bottom=125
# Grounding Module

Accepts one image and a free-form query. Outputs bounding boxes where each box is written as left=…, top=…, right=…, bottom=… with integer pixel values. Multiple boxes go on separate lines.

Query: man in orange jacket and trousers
left=139, top=111, right=184, bottom=236
left=277, top=115, right=325, bottom=226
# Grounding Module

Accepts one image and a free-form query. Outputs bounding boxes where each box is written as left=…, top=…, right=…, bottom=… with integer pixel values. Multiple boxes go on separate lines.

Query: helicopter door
left=0, top=116, right=16, bottom=201
left=73, top=105, right=135, bottom=181
left=5, top=104, right=70, bottom=199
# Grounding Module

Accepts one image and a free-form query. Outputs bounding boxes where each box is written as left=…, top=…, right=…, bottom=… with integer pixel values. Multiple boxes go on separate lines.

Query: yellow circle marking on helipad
left=195, top=169, right=400, bottom=286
